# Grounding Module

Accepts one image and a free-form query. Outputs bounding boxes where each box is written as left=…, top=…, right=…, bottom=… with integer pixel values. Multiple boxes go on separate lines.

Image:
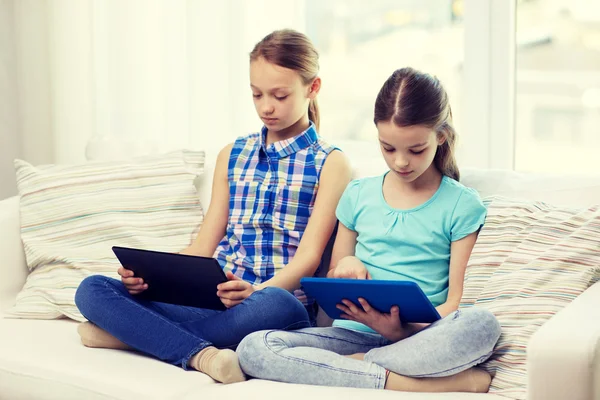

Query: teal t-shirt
left=332, top=172, right=487, bottom=333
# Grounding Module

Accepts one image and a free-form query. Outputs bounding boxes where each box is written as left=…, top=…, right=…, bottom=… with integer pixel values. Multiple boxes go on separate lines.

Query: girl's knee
left=238, top=330, right=288, bottom=357
left=463, top=308, right=500, bottom=332
left=238, top=331, right=267, bottom=358
left=75, top=275, right=115, bottom=316
left=254, top=287, right=309, bottom=326
left=459, top=308, right=502, bottom=347
left=237, top=330, right=281, bottom=376
left=257, top=286, right=289, bottom=298
left=76, top=276, right=104, bottom=305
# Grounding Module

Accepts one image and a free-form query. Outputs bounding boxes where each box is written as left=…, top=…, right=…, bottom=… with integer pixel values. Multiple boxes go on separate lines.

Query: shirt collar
left=260, top=122, right=319, bottom=159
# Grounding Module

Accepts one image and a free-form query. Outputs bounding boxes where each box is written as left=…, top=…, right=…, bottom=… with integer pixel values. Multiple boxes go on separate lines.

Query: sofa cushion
left=461, top=197, right=600, bottom=399
left=8, top=150, right=205, bottom=321
left=461, top=168, right=600, bottom=208
left=0, top=318, right=502, bottom=400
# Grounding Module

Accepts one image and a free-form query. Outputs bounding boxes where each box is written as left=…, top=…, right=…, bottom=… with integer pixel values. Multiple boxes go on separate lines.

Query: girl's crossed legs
left=237, top=307, right=500, bottom=392
left=75, top=275, right=311, bottom=382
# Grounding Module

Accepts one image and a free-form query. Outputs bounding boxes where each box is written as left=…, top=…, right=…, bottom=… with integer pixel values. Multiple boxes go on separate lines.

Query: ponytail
left=434, top=123, right=460, bottom=181
left=309, top=98, right=320, bottom=131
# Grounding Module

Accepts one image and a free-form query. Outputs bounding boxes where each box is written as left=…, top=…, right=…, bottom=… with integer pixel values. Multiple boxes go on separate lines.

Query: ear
left=436, top=131, right=447, bottom=146
left=308, top=77, right=321, bottom=99
left=435, top=130, right=446, bottom=146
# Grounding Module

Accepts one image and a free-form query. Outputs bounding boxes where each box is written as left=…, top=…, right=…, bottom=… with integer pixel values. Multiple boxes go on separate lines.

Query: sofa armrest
left=0, top=196, right=28, bottom=315
left=528, top=280, right=600, bottom=400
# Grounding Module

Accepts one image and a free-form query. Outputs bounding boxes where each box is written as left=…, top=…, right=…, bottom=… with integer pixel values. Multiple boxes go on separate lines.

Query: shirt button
left=261, top=255, right=266, bottom=261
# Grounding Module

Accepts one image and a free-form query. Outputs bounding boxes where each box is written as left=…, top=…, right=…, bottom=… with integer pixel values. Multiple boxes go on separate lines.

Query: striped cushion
left=461, top=196, right=600, bottom=399
left=8, top=150, right=205, bottom=321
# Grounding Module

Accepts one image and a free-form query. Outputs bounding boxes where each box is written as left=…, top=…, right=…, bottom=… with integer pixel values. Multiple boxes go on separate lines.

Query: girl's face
left=250, top=57, right=318, bottom=135
left=376, top=121, right=445, bottom=183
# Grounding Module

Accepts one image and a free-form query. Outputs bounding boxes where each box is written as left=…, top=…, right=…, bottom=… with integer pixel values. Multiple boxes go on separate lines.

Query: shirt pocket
left=229, top=180, right=261, bottom=225
left=273, top=181, right=317, bottom=231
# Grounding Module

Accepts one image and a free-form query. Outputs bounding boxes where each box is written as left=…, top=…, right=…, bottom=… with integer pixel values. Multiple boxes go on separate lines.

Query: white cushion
left=461, top=197, right=600, bottom=399
left=9, top=150, right=205, bottom=320
left=0, top=318, right=500, bottom=400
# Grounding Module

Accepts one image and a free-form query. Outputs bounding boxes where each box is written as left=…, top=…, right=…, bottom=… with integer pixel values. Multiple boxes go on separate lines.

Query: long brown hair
left=250, top=29, right=320, bottom=131
left=374, top=67, right=459, bottom=181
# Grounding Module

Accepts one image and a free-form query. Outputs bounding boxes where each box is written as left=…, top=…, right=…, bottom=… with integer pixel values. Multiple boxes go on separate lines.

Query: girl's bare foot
left=77, top=322, right=132, bottom=350
left=385, top=367, right=491, bottom=393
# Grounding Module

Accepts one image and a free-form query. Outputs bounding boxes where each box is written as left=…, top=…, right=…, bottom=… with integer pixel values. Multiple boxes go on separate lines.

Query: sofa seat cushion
left=0, top=318, right=216, bottom=400
left=0, top=317, right=501, bottom=400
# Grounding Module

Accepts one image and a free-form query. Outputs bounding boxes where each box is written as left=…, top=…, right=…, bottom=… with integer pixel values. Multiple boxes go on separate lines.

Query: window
left=305, top=0, right=465, bottom=142
left=515, top=0, right=600, bottom=173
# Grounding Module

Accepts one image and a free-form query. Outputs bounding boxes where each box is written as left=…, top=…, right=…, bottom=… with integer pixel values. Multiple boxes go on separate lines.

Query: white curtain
left=12, top=0, right=305, bottom=165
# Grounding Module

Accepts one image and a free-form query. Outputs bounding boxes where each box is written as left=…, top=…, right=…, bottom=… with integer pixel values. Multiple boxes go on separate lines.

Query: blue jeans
left=237, top=308, right=501, bottom=389
left=75, top=275, right=311, bottom=369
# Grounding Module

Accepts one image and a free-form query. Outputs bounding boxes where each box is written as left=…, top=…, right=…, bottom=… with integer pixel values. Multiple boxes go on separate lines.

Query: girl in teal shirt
left=237, top=67, right=501, bottom=393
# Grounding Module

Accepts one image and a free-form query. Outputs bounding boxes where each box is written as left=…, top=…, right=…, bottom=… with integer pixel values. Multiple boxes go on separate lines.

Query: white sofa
left=1, top=143, right=599, bottom=400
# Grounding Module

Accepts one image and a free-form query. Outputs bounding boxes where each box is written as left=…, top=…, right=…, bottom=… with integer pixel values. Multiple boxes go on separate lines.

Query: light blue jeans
left=237, top=308, right=501, bottom=389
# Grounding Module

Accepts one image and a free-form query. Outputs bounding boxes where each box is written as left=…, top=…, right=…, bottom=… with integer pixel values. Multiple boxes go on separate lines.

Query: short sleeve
left=450, top=188, right=487, bottom=241
left=335, top=180, right=361, bottom=231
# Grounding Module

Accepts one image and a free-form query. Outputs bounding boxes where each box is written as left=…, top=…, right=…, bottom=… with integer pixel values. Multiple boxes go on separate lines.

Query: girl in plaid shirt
left=75, top=30, right=351, bottom=384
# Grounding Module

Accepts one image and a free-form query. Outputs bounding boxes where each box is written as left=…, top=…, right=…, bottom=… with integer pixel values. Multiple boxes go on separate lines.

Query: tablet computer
left=300, top=277, right=441, bottom=323
left=112, top=246, right=228, bottom=310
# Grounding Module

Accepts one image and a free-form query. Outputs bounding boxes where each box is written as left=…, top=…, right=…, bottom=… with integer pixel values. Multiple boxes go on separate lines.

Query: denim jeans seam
left=374, top=366, right=386, bottom=390
left=287, top=328, right=383, bottom=347
left=102, top=278, right=211, bottom=366
left=262, top=331, right=383, bottom=381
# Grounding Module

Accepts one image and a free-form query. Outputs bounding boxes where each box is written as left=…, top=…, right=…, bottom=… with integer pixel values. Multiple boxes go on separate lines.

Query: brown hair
left=250, top=29, right=320, bottom=131
left=374, top=67, right=459, bottom=181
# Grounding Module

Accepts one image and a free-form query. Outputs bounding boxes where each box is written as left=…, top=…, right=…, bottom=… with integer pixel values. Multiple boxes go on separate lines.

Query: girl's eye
left=383, top=147, right=394, bottom=153
left=275, top=95, right=288, bottom=101
left=410, top=149, right=425, bottom=155
left=252, top=94, right=262, bottom=99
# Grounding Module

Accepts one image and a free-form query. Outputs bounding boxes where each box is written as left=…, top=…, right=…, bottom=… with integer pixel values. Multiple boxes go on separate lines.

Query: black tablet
left=112, top=246, right=228, bottom=310
left=301, top=277, right=441, bottom=323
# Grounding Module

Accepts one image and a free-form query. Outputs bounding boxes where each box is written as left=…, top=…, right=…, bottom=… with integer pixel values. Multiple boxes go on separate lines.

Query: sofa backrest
left=4, top=142, right=599, bottom=314
left=197, top=142, right=600, bottom=211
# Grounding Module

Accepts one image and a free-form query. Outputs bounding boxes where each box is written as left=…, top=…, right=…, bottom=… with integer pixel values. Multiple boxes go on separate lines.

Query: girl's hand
left=217, top=271, right=256, bottom=308
left=118, top=267, right=148, bottom=295
left=337, top=298, right=407, bottom=342
left=331, top=256, right=371, bottom=280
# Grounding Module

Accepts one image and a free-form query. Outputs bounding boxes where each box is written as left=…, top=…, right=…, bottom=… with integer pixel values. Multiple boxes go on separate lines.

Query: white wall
left=49, top=0, right=93, bottom=164
left=0, top=0, right=20, bottom=199
left=14, top=0, right=54, bottom=167
left=0, top=0, right=58, bottom=200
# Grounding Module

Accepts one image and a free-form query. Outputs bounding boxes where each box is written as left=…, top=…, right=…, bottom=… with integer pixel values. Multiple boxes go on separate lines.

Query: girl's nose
left=395, top=157, right=409, bottom=168
left=261, top=102, right=274, bottom=115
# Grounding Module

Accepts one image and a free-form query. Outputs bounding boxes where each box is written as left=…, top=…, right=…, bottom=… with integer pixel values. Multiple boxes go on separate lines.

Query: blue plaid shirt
left=214, top=123, right=336, bottom=305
